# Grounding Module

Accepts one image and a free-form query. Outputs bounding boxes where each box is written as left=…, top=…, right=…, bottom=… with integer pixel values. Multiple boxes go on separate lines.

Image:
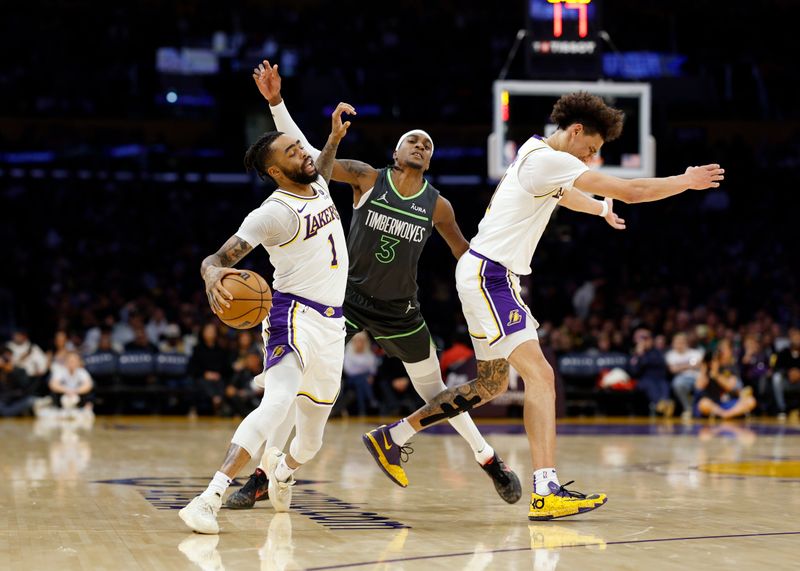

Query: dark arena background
left=1, top=1, right=799, bottom=570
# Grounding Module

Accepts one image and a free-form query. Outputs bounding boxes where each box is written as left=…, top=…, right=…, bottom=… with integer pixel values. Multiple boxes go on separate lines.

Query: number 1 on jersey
left=327, top=233, right=339, bottom=268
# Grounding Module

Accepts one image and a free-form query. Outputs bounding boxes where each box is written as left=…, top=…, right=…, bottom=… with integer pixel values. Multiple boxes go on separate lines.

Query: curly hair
left=550, top=92, right=624, bottom=142
left=243, top=130, right=284, bottom=181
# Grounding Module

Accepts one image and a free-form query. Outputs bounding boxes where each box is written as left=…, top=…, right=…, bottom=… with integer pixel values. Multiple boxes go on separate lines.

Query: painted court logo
left=507, top=309, right=522, bottom=326
left=93, top=477, right=409, bottom=531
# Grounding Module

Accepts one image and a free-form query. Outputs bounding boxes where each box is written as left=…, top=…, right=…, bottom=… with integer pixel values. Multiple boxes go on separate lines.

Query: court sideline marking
left=303, top=530, right=800, bottom=570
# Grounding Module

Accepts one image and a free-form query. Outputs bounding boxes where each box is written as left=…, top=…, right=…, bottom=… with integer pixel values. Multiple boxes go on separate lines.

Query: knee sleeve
left=231, top=355, right=302, bottom=457
left=288, top=398, right=333, bottom=464
left=403, top=347, right=447, bottom=402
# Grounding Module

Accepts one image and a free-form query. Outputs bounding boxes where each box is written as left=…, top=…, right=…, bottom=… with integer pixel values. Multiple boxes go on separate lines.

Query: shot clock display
left=526, top=0, right=603, bottom=79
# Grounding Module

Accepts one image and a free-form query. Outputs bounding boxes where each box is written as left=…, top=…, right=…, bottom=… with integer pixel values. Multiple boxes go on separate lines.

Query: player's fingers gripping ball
left=216, top=271, right=272, bottom=329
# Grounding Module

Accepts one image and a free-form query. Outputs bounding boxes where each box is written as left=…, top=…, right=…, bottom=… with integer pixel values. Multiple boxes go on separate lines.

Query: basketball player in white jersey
left=179, top=103, right=353, bottom=534
left=223, top=59, right=525, bottom=508
left=364, top=92, right=725, bottom=521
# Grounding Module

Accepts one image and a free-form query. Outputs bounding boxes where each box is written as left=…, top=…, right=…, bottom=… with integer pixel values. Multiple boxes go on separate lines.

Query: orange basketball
left=216, top=271, right=272, bottom=329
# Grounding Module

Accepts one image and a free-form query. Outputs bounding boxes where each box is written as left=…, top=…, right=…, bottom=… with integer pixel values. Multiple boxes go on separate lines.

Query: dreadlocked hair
left=550, top=92, right=624, bottom=142
left=244, top=131, right=284, bottom=181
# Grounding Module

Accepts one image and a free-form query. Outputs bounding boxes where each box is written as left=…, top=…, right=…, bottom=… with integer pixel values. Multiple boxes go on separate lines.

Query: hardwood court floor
left=2, top=414, right=800, bottom=570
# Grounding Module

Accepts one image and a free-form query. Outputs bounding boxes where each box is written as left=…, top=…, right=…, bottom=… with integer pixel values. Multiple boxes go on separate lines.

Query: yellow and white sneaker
left=528, top=481, right=607, bottom=521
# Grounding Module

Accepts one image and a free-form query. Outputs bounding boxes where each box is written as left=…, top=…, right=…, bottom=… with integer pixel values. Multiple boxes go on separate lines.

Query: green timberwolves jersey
left=347, top=167, right=439, bottom=300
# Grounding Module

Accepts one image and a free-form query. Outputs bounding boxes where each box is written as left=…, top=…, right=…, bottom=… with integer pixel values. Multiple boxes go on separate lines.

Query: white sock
left=203, top=471, right=232, bottom=499
left=533, top=468, right=559, bottom=496
left=388, top=419, right=416, bottom=446
left=474, top=443, right=495, bottom=465
left=274, top=456, right=296, bottom=482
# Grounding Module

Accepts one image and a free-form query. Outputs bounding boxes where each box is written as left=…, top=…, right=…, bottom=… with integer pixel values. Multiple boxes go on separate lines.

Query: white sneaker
left=265, top=447, right=295, bottom=513
left=179, top=493, right=222, bottom=534
left=178, top=534, right=225, bottom=571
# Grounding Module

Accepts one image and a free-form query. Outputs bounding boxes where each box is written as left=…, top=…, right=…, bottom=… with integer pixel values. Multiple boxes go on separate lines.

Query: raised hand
left=684, top=164, right=725, bottom=190
left=330, top=102, right=356, bottom=142
left=253, top=59, right=282, bottom=106
left=602, top=198, right=626, bottom=230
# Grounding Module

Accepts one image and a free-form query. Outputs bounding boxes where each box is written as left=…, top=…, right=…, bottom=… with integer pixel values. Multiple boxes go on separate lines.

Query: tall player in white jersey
left=364, top=92, right=725, bottom=521
left=179, top=103, right=353, bottom=534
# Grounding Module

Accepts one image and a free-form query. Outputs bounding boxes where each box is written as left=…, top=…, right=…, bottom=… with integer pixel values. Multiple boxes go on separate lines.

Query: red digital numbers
left=548, top=0, right=591, bottom=39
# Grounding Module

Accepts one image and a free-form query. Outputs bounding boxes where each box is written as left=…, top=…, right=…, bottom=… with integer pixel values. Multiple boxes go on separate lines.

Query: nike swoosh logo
left=297, top=204, right=308, bottom=213
left=382, top=432, right=392, bottom=449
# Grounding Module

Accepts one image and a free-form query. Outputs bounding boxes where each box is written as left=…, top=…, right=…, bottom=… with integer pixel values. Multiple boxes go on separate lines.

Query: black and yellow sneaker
left=224, top=468, right=269, bottom=509
left=528, top=481, right=607, bottom=521
left=362, top=423, right=413, bottom=487
left=480, top=453, right=522, bottom=504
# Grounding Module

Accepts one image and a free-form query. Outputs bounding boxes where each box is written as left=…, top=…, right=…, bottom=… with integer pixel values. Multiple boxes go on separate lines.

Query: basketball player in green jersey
left=225, top=60, right=523, bottom=508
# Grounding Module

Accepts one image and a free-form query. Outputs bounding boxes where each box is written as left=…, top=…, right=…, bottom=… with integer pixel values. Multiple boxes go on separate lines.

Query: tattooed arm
left=333, top=159, right=380, bottom=205
left=315, top=102, right=353, bottom=184
left=200, top=235, right=253, bottom=314
left=406, top=359, right=509, bottom=430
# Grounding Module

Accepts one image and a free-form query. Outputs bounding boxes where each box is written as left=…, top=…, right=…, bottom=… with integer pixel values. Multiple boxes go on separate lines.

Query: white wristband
left=598, top=200, right=609, bottom=218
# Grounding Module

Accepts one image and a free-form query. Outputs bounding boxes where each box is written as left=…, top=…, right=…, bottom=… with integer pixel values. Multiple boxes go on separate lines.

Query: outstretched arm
left=254, top=60, right=379, bottom=202
left=200, top=236, right=253, bottom=314
left=574, top=164, right=725, bottom=204
left=432, top=196, right=470, bottom=259
left=559, top=188, right=626, bottom=230
left=315, top=102, right=352, bottom=184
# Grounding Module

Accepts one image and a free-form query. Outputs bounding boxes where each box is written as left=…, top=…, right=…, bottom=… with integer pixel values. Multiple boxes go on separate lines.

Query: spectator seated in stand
left=0, top=347, right=36, bottom=417
left=374, top=358, right=423, bottom=416
left=629, top=328, right=674, bottom=417
left=695, top=338, right=756, bottom=419
left=739, top=333, right=771, bottom=413
left=342, top=332, right=379, bottom=416
left=770, top=327, right=800, bottom=421
left=47, top=351, right=94, bottom=416
left=6, top=330, right=49, bottom=388
left=666, top=332, right=704, bottom=420
left=188, top=323, right=232, bottom=416
left=226, top=350, right=264, bottom=417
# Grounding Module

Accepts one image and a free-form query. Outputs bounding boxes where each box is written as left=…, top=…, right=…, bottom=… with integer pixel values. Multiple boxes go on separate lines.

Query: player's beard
left=286, top=164, right=318, bottom=184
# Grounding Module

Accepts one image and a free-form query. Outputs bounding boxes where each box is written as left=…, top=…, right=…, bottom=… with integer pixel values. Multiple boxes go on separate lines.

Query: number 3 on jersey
left=327, top=233, right=339, bottom=269
left=375, top=234, right=400, bottom=264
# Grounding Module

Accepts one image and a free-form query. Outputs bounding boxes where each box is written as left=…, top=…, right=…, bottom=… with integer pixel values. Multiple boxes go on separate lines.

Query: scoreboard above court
left=526, top=0, right=603, bottom=78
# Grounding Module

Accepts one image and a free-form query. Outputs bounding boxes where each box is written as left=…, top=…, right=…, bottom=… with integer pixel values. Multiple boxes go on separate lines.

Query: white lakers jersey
left=236, top=177, right=348, bottom=307
left=469, top=136, right=588, bottom=275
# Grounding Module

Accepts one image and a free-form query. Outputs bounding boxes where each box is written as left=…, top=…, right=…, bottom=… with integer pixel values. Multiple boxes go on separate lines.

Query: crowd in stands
left=2, top=2, right=799, bottom=421
left=3, top=284, right=799, bottom=420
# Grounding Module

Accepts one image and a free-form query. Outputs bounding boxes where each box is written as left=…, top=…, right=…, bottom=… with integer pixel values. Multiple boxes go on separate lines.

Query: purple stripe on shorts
left=273, top=291, right=343, bottom=318
left=471, top=249, right=527, bottom=345
left=264, top=294, right=298, bottom=369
